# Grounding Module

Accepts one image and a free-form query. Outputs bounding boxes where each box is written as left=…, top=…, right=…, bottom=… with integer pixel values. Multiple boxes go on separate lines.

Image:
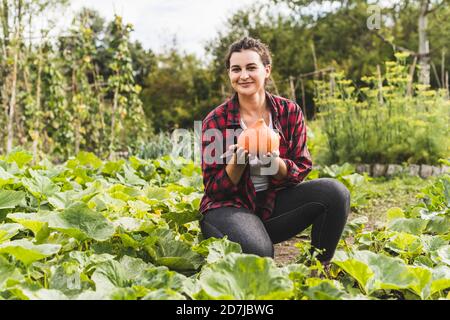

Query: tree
left=106, top=15, right=149, bottom=159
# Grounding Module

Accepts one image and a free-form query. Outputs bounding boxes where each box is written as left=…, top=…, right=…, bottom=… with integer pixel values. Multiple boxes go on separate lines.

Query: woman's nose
left=240, top=70, right=249, bottom=79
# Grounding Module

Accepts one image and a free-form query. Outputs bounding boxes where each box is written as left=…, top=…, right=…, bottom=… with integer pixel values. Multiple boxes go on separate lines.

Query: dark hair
left=225, top=36, right=272, bottom=70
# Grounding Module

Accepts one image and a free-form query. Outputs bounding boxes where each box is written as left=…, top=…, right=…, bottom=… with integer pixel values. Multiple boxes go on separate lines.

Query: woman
left=199, top=36, right=350, bottom=270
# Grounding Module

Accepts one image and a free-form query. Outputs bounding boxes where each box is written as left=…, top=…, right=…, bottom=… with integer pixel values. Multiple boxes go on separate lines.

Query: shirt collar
left=226, top=91, right=280, bottom=127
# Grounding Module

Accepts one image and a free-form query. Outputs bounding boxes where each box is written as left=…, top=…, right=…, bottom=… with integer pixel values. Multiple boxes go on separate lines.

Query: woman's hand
left=260, top=150, right=280, bottom=166
left=228, top=144, right=249, bottom=165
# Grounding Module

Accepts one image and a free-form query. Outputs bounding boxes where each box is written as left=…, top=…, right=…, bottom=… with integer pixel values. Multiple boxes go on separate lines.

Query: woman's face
left=228, top=49, right=271, bottom=97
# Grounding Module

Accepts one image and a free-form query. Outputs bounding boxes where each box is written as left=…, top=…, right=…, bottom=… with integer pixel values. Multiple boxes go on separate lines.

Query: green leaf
left=303, top=278, right=345, bottom=300
left=0, top=239, right=61, bottom=265
left=0, top=223, right=24, bottom=243
left=430, top=266, right=450, bottom=296
left=5, top=150, right=33, bottom=168
left=120, top=164, right=146, bottom=186
left=385, top=232, right=423, bottom=256
left=0, top=255, right=23, bottom=290
left=406, top=266, right=432, bottom=299
left=48, top=202, right=115, bottom=241
left=102, top=160, right=125, bottom=175
left=142, top=288, right=186, bottom=300
left=350, top=251, right=416, bottom=293
left=0, top=190, right=26, bottom=210
left=196, top=253, right=294, bottom=300
left=145, top=186, right=171, bottom=201
left=11, top=286, right=69, bottom=300
left=7, top=212, right=50, bottom=235
left=386, top=207, right=405, bottom=222
left=333, top=258, right=374, bottom=294
left=437, top=245, right=450, bottom=266
left=425, top=216, right=450, bottom=235
left=22, top=169, right=60, bottom=199
left=194, top=238, right=242, bottom=264
left=144, top=228, right=204, bottom=271
left=387, top=218, right=428, bottom=235
left=0, top=166, right=16, bottom=188
left=76, top=152, right=103, bottom=169
left=137, top=266, right=188, bottom=292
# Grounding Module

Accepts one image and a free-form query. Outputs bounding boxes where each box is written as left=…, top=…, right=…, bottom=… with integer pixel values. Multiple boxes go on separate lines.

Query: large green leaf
left=22, top=169, right=60, bottom=199
left=0, top=166, right=16, bottom=188
left=144, top=228, right=204, bottom=271
left=193, top=237, right=242, bottom=264
left=5, top=150, right=33, bottom=168
left=387, top=218, right=428, bottom=235
left=195, top=253, right=294, bottom=300
left=10, top=286, right=69, bottom=300
left=48, top=202, right=115, bottom=241
left=0, top=190, right=26, bottom=210
left=430, top=266, right=450, bottom=296
left=333, top=258, right=374, bottom=294
left=0, top=239, right=61, bottom=265
left=75, top=152, right=103, bottom=169
left=303, top=278, right=346, bottom=300
left=0, top=255, right=23, bottom=290
left=426, top=216, right=450, bottom=235
left=350, top=251, right=417, bottom=293
left=385, top=232, right=423, bottom=256
left=7, top=212, right=50, bottom=235
left=406, top=266, right=432, bottom=299
left=437, top=245, right=450, bottom=266
left=136, top=266, right=188, bottom=293
left=0, top=223, right=24, bottom=243
left=142, top=288, right=186, bottom=300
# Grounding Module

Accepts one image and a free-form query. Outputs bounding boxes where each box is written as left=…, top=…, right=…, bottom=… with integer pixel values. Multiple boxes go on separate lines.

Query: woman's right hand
left=228, top=144, right=249, bottom=165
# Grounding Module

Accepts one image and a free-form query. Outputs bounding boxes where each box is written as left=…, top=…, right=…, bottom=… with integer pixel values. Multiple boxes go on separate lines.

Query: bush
left=314, top=52, right=450, bottom=165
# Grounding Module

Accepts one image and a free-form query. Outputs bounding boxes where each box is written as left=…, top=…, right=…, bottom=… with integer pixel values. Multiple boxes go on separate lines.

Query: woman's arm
left=272, top=157, right=288, bottom=181
left=225, top=145, right=249, bottom=186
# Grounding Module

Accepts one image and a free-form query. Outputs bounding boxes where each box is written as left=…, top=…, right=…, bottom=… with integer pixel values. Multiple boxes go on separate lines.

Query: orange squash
left=237, top=118, right=280, bottom=155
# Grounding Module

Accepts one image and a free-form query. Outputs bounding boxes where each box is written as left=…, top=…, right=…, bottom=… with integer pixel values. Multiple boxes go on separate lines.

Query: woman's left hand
left=260, top=150, right=280, bottom=166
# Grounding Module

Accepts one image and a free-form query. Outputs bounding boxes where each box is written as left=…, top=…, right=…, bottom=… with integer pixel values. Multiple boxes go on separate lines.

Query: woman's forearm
left=273, top=157, right=288, bottom=181
left=225, top=153, right=247, bottom=186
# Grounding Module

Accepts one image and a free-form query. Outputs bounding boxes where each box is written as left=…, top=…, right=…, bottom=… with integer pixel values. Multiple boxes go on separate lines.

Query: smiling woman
left=199, top=36, right=350, bottom=270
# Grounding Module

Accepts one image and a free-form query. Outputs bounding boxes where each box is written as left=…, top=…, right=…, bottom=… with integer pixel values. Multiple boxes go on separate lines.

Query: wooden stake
left=289, top=76, right=296, bottom=102
left=407, top=55, right=418, bottom=96
left=431, top=61, right=442, bottom=88
left=300, top=78, right=306, bottom=118
left=441, top=49, right=445, bottom=89
left=270, top=75, right=280, bottom=96
left=377, top=64, right=384, bottom=104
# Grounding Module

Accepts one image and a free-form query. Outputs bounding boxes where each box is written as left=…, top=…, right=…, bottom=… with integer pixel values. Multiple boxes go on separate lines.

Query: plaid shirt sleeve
left=201, top=117, right=240, bottom=201
left=272, top=103, right=312, bottom=188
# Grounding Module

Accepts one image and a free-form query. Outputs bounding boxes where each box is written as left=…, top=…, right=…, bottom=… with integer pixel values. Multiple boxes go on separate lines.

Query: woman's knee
left=318, top=178, right=351, bottom=213
left=199, top=209, right=274, bottom=258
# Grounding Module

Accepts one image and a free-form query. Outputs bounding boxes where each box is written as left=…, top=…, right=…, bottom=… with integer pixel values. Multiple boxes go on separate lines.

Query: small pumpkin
left=237, top=118, right=280, bottom=155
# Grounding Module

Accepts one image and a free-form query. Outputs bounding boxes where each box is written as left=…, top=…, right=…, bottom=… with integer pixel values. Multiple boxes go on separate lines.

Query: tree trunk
left=6, top=45, right=18, bottom=153
left=109, top=85, right=119, bottom=160
left=32, top=43, right=42, bottom=164
left=418, top=0, right=430, bottom=86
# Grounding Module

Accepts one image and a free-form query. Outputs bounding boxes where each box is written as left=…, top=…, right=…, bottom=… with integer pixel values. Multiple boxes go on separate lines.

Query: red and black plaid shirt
left=200, top=91, right=312, bottom=221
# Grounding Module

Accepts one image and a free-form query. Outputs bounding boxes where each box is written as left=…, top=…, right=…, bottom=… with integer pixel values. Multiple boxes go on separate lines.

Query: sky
left=66, top=0, right=266, bottom=58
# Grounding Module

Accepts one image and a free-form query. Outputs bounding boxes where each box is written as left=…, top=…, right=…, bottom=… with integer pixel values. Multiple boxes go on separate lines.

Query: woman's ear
left=265, top=64, right=272, bottom=79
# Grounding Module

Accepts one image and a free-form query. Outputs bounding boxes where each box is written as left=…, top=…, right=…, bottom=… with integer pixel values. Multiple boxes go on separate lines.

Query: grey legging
left=199, top=178, right=350, bottom=263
